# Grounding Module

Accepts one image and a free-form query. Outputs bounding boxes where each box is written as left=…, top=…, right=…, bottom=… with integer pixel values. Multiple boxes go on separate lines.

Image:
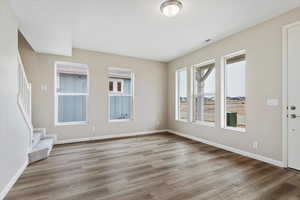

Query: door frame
left=282, top=21, right=300, bottom=168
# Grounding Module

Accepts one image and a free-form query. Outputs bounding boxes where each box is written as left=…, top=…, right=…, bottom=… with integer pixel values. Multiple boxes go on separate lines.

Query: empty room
left=2, top=0, right=300, bottom=199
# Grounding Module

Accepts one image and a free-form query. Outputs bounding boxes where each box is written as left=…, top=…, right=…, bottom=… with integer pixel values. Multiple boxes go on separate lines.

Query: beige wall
left=18, top=6, right=300, bottom=161
left=0, top=0, right=30, bottom=195
left=168, top=7, right=300, bottom=162
left=19, top=38, right=168, bottom=141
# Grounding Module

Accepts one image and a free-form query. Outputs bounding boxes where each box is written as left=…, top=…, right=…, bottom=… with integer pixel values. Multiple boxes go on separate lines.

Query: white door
left=287, top=23, right=300, bottom=170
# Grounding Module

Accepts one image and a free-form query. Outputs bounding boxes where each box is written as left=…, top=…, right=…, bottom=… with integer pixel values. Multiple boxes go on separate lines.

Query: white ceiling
left=10, top=0, right=300, bottom=62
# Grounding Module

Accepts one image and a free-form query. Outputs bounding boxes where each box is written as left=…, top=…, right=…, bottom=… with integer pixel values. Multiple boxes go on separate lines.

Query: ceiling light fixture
left=160, top=0, right=183, bottom=17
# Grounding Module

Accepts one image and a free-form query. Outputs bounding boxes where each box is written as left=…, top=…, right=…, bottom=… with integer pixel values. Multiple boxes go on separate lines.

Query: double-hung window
left=222, top=51, right=246, bottom=131
left=176, top=68, right=188, bottom=121
left=55, top=62, right=89, bottom=125
left=192, top=60, right=216, bottom=125
left=108, top=68, right=134, bottom=121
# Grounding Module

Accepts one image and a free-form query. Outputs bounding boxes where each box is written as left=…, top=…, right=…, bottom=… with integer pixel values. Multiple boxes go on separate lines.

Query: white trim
left=55, top=129, right=168, bottom=144
left=192, top=121, right=215, bottom=128
left=17, top=95, right=33, bottom=131
left=175, top=119, right=189, bottom=123
left=224, top=126, right=246, bottom=133
left=108, top=67, right=132, bottom=79
left=55, top=61, right=88, bottom=70
left=17, top=52, right=33, bottom=148
left=55, top=121, right=89, bottom=126
left=223, top=49, right=246, bottom=60
left=108, top=119, right=132, bottom=123
left=189, top=66, right=193, bottom=123
left=167, top=129, right=283, bottom=167
left=192, top=58, right=216, bottom=68
left=0, top=158, right=28, bottom=200
left=282, top=21, right=300, bottom=168
left=108, top=67, right=132, bottom=72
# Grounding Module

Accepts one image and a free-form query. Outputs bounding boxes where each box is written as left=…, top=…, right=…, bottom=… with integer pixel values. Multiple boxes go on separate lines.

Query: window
left=192, top=60, right=216, bottom=125
left=222, top=51, right=246, bottom=131
left=176, top=68, right=188, bottom=121
left=55, top=62, right=89, bottom=125
left=108, top=68, right=134, bottom=121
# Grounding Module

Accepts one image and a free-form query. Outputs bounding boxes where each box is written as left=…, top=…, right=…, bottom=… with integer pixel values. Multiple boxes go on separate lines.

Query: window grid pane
left=58, top=95, right=87, bottom=123
left=177, top=69, right=188, bottom=121
left=58, top=73, right=87, bottom=93
left=193, top=64, right=215, bottom=124
left=108, top=70, right=133, bottom=121
left=110, top=96, right=132, bottom=120
left=225, top=55, right=246, bottom=129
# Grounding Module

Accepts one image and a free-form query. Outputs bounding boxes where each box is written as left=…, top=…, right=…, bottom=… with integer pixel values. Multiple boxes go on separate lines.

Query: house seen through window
left=108, top=68, right=133, bottom=121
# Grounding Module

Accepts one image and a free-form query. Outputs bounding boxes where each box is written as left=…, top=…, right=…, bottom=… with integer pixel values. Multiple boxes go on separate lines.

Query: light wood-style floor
left=6, top=133, right=300, bottom=200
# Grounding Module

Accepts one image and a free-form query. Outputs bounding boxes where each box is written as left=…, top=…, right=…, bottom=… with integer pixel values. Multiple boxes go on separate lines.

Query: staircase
left=29, top=129, right=57, bottom=164
left=17, top=53, right=56, bottom=164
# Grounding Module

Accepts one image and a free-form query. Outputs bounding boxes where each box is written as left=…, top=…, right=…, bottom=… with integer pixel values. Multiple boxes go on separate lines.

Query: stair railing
left=17, top=52, right=33, bottom=147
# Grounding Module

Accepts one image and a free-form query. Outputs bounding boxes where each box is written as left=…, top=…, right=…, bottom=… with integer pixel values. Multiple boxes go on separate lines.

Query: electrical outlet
left=156, top=121, right=160, bottom=127
left=252, top=141, right=258, bottom=149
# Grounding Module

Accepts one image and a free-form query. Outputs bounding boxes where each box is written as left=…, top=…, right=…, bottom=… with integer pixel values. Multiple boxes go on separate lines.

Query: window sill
left=109, top=119, right=132, bottom=123
left=55, top=121, right=89, bottom=126
left=175, top=119, right=189, bottom=123
left=223, top=126, right=246, bottom=133
left=192, top=121, right=215, bottom=128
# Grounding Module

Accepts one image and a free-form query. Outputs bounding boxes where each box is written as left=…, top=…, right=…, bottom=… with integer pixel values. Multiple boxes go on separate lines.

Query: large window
left=223, top=51, right=246, bottom=131
left=176, top=68, right=188, bottom=121
left=108, top=68, right=134, bottom=121
left=55, top=62, right=88, bottom=125
left=193, top=60, right=216, bottom=125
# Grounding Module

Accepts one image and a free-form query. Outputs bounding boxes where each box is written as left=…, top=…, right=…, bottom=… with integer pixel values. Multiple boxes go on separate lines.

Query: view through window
left=176, top=68, right=188, bottom=121
left=108, top=68, right=133, bottom=121
left=193, top=62, right=215, bottom=124
left=224, top=53, right=246, bottom=130
left=55, top=63, right=88, bottom=124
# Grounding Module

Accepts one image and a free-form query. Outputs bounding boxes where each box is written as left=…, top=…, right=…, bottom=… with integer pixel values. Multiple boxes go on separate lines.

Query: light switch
left=267, top=99, right=279, bottom=106
left=41, top=84, right=47, bottom=92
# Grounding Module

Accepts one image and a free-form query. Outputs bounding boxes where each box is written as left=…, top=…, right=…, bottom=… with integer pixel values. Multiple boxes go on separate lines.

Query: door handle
left=290, top=114, right=300, bottom=119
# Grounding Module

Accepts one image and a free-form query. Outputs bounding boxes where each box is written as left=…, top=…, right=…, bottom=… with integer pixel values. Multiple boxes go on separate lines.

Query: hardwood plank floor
left=5, top=133, right=300, bottom=200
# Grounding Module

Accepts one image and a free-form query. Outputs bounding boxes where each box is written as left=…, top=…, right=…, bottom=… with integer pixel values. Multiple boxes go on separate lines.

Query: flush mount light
left=160, top=0, right=183, bottom=17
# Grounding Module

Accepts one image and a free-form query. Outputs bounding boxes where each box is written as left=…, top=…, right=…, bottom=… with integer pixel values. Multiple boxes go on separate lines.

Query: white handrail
left=17, top=53, right=33, bottom=146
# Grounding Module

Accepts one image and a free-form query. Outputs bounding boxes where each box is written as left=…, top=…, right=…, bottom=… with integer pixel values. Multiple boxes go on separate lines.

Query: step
left=32, top=132, right=42, bottom=148
left=29, top=138, right=54, bottom=164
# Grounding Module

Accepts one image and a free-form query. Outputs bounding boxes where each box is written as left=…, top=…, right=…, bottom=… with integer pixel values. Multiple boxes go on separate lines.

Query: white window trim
left=108, top=67, right=134, bottom=122
left=191, top=59, right=216, bottom=127
left=54, top=61, right=89, bottom=126
left=221, top=50, right=246, bottom=133
left=175, top=67, right=188, bottom=122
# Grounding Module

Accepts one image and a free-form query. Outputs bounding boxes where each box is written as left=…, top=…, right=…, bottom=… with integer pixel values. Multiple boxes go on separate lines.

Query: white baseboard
left=0, top=158, right=28, bottom=200
left=55, top=129, right=168, bottom=145
left=167, top=129, right=283, bottom=167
